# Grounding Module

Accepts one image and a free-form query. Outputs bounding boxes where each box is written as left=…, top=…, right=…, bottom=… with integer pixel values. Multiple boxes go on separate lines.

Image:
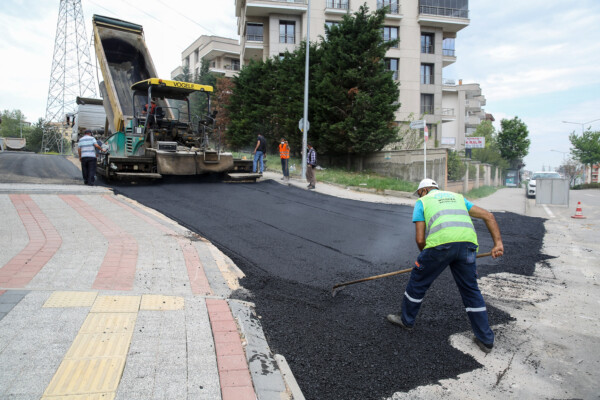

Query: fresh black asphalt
left=0, top=153, right=547, bottom=399
left=0, top=152, right=81, bottom=184
left=111, top=177, right=548, bottom=400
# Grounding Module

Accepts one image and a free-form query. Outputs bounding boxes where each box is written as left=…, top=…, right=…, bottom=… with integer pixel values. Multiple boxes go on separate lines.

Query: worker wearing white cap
left=387, top=178, right=504, bottom=353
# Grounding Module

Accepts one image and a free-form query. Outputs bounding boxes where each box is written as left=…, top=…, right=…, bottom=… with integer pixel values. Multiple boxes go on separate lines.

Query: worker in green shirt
left=387, top=178, right=504, bottom=353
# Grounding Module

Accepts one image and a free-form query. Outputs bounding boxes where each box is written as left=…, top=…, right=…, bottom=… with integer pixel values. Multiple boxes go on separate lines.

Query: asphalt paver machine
left=92, top=15, right=258, bottom=181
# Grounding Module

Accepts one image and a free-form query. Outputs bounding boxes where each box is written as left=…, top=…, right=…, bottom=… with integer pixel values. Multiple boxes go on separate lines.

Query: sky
left=1, top=0, right=599, bottom=172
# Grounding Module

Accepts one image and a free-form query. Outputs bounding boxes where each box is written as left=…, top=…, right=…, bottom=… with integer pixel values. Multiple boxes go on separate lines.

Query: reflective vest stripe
left=404, top=291, right=423, bottom=303
left=466, top=307, right=487, bottom=312
left=427, top=221, right=477, bottom=237
left=427, top=208, right=470, bottom=230
left=421, top=190, right=478, bottom=249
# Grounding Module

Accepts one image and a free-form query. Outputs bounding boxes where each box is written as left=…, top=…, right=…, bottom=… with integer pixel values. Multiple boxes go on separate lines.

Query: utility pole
left=42, top=0, right=97, bottom=154
left=301, top=0, right=311, bottom=180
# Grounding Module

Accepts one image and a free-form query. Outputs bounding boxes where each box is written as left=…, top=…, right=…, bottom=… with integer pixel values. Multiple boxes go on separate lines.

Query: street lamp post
left=550, top=149, right=568, bottom=162
left=562, top=118, right=600, bottom=134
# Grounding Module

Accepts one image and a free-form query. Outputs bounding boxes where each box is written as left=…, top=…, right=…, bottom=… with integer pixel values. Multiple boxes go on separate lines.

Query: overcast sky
left=1, top=0, right=599, bottom=172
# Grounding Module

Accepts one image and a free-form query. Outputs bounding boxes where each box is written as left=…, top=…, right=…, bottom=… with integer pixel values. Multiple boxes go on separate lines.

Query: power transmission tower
left=42, top=0, right=97, bottom=154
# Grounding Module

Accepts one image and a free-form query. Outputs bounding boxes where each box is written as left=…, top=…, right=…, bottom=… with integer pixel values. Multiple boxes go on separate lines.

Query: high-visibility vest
left=421, top=190, right=478, bottom=249
left=279, top=142, right=290, bottom=159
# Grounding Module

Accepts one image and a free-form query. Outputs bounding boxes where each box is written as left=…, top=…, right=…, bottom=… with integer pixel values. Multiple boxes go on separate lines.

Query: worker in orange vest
left=279, top=137, right=290, bottom=181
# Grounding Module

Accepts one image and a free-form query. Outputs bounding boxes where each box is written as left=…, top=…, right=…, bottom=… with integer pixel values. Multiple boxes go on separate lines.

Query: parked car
left=527, top=171, right=561, bottom=198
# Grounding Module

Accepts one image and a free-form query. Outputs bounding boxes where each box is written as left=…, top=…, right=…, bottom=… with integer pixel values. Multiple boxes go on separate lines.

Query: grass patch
left=315, top=168, right=417, bottom=192
left=464, top=186, right=498, bottom=200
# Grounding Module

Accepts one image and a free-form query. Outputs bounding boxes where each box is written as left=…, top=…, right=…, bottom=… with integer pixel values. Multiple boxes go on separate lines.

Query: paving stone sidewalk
left=0, top=184, right=291, bottom=400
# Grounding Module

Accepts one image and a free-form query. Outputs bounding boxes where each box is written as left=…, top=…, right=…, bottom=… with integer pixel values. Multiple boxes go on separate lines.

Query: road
left=0, top=152, right=81, bottom=184
left=2, top=152, right=596, bottom=399
left=109, top=177, right=546, bottom=399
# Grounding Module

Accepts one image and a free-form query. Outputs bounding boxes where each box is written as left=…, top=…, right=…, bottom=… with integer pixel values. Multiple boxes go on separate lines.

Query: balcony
left=465, top=99, right=481, bottom=110
left=418, top=3, right=469, bottom=33
left=465, top=115, right=481, bottom=127
left=442, top=107, right=455, bottom=121
left=243, top=0, right=307, bottom=17
left=325, top=0, right=349, bottom=14
left=377, top=0, right=402, bottom=17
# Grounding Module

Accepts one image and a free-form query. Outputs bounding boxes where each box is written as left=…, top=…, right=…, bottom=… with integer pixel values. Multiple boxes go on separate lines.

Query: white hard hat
left=415, top=178, right=438, bottom=195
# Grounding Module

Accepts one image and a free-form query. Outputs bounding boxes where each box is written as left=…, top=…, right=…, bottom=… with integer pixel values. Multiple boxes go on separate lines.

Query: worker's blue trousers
left=401, top=241, right=495, bottom=345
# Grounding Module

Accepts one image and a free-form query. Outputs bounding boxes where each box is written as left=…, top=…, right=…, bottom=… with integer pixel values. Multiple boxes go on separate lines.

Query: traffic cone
left=571, top=202, right=586, bottom=219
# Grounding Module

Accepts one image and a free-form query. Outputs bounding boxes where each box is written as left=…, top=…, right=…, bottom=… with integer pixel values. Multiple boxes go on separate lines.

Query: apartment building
left=171, top=36, right=242, bottom=80
left=234, top=0, right=471, bottom=146
left=441, top=80, right=489, bottom=150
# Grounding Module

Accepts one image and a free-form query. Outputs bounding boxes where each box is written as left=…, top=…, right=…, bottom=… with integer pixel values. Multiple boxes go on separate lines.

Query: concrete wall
left=319, top=148, right=498, bottom=194
left=363, top=148, right=448, bottom=189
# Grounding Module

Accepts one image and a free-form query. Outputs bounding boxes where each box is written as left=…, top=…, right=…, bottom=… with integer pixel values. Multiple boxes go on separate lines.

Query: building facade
left=234, top=0, right=474, bottom=146
left=441, top=81, right=490, bottom=150
left=171, top=36, right=242, bottom=80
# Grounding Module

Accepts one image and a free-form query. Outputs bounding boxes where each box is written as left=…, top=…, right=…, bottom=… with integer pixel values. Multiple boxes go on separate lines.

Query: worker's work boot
left=473, top=337, right=493, bottom=353
left=386, top=314, right=413, bottom=330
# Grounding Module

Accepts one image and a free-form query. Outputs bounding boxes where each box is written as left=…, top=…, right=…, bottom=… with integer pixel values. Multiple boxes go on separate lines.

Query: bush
left=447, top=150, right=466, bottom=181
left=572, top=182, right=600, bottom=190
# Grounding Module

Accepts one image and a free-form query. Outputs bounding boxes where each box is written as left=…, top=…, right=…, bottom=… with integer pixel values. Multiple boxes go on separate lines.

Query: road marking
left=542, top=205, right=555, bottom=218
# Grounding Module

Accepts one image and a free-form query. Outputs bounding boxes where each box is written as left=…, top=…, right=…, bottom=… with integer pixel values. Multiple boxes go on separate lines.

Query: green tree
left=470, top=120, right=508, bottom=169
left=24, top=119, right=45, bottom=152
left=227, top=58, right=278, bottom=150
left=496, top=116, right=530, bottom=168
left=447, top=149, right=466, bottom=180
left=227, top=43, right=320, bottom=153
left=189, top=59, right=218, bottom=120
left=314, top=4, right=400, bottom=170
left=0, top=109, right=31, bottom=138
left=569, top=130, right=600, bottom=166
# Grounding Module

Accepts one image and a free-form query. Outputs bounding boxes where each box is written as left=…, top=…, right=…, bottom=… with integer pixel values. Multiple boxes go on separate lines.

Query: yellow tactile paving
left=90, top=295, right=141, bottom=313
left=79, top=313, right=137, bottom=334
left=43, top=358, right=126, bottom=396
left=43, top=291, right=98, bottom=308
left=65, top=332, right=134, bottom=359
left=140, top=294, right=185, bottom=310
left=42, top=392, right=115, bottom=399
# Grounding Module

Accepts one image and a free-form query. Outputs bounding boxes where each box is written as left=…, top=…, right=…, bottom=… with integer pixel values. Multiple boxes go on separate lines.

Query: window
left=247, top=23, right=263, bottom=42
left=421, top=63, right=434, bottom=84
left=382, top=26, right=399, bottom=47
left=231, top=59, right=240, bottom=71
left=377, top=0, right=399, bottom=13
left=325, top=21, right=340, bottom=29
left=421, top=94, right=434, bottom=114
left=385, top=58, right=399, bottom=80
left=443, top=38, right=455, bottom=56
left=421, top=33, right=434, bottom=53
left=280, top=21, right=295, bottom=44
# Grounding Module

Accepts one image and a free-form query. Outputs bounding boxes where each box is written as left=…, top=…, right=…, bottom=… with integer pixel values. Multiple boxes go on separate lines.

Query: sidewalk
left=0, top=183, right=292, bottom=400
